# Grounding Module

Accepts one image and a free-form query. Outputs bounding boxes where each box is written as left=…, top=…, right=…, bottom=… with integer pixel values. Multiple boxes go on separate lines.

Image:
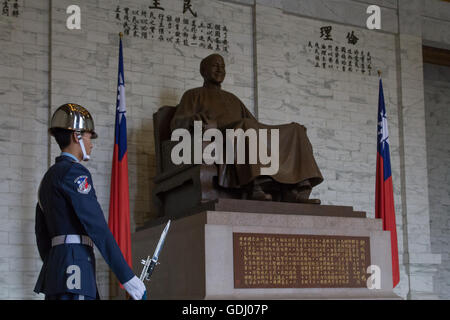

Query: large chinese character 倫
left=346, top=31, right=359, bottom=45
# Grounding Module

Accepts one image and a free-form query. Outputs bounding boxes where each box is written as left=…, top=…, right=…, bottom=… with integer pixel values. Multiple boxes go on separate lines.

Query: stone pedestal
left=132, top=202, right=401, bottom=299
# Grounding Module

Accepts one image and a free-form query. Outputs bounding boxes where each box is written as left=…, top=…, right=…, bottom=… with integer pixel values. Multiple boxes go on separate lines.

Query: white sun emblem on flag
left=117, top=73, right=126, bottom=124
left=378, top=110, right=389, bottom=149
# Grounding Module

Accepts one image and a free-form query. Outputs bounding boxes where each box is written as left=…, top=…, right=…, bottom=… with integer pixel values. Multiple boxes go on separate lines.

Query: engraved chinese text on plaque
left=233, top=233, right=371, bottom=288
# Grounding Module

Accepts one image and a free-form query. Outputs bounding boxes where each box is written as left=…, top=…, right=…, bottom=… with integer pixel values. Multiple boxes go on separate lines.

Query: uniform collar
left=60, top=152, right=80, bottom=163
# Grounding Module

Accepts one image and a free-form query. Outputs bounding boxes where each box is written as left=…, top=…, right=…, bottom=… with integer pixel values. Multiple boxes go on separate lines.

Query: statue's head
left=200, top=54, right=226, bottom=86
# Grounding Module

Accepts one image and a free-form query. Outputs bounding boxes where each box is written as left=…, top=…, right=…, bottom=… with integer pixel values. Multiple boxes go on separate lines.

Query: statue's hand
left=192, top=112, right=208, bottom=124
left=204, top=119, right=217, bottom=130
left=192, top=112, right=216, bottom=130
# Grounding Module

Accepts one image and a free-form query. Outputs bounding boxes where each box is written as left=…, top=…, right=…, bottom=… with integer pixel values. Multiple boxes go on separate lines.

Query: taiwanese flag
left=108, top=36, right=132, bottom=273
left=375, top=78, right=400, bottom=288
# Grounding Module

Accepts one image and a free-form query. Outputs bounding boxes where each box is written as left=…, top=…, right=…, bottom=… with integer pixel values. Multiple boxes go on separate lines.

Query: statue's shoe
left=250, top=189, right=273, bottom=201
left=296, top=198, right=321, bottom=205
left=247, top=180, right=273, bottom=201
left=248, top=184, right=272, bottom=201
left=281, top=187, right=320, bottom=204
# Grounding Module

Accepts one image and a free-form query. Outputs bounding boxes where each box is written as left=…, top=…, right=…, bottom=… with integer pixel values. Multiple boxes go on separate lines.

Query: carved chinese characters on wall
left=233, top=233, right=371, bottom=288
left=115, top=2, right=229, bottom=52
left=307, top=26, right=373, bottom=75
left=2, top=0, right=20, bottom=17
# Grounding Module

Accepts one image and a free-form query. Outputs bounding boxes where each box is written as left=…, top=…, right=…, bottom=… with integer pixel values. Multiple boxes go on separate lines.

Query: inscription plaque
left=233, top=233, right=371, bottom=288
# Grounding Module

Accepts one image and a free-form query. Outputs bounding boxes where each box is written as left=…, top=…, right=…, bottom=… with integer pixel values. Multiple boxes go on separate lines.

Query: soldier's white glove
left=123, top=276, right=146, bottom=300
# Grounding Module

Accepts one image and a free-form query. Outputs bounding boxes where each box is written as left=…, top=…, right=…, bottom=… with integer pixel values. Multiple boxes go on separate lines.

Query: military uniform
left=34, top=103, right=146, bottom=300
left=34, top=152, right=135, bottom=299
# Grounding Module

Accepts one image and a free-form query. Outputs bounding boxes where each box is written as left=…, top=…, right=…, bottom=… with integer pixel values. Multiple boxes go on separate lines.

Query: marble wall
left=0, top=0, right=449, bottom=299
left=0, top=0, right=50, bottom=299
left=424, top=63, right=450, bottom=300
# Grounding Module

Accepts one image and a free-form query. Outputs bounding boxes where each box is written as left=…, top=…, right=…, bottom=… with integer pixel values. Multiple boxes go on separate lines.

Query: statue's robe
left=170, top=86, right=323, bottom=189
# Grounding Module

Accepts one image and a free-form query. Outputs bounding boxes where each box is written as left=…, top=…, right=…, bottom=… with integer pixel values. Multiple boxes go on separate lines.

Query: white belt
left=51, top=235, right=94, bottom=248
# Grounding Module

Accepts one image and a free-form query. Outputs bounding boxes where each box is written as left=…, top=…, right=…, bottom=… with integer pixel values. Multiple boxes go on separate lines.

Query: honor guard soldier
left=34, top=103, right=146, bottom=300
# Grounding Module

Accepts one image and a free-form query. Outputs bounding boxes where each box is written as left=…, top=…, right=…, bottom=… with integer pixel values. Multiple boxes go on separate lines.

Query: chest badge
left=74, top=175, right=92, bottom=194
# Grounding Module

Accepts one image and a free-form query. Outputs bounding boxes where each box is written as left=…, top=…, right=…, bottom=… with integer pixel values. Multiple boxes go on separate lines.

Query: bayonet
left=139, top=220, right=171, bottom=282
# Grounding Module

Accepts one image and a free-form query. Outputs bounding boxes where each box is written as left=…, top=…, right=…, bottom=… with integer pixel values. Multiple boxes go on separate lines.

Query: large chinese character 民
left=183, top=0, right=197, bottom=17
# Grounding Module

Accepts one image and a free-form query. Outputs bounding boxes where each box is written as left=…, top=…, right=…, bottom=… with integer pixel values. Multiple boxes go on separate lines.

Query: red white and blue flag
left=108, top=37, right=132, bottom=272
left=375, top=78, right=400, bottom=287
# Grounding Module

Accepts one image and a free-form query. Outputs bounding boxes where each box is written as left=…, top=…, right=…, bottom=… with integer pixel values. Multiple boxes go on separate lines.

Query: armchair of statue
left=152, top=106, right=241, bottom=219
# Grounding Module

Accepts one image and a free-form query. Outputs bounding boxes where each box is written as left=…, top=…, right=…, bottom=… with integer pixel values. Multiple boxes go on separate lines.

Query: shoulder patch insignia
left=74, top=175, right=92, bottom=194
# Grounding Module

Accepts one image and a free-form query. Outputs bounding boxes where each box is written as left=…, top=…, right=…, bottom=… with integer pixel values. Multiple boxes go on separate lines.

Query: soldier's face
left=82, top=132, right=94, bottom=155
left=205, top=56, right=226, bottom=84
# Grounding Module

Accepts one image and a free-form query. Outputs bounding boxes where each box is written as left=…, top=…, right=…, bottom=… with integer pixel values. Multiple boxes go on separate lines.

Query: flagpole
left=375, top=73, right=400, bottom=287
left=109, top=29, right=132, bottom=299
left=110, top=30, right=125, bottom=300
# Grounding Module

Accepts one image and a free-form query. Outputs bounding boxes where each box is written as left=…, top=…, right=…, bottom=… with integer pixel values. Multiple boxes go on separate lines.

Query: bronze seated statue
left=152, top=54, right=323, bottom=219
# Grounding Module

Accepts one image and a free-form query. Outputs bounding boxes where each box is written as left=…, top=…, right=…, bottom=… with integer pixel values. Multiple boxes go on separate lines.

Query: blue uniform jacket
left=34, top=154, right=135, bottom=298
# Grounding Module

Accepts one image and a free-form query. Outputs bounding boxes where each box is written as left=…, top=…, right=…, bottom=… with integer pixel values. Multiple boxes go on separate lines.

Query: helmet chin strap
left=76, top=132, right=90, bottom=161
